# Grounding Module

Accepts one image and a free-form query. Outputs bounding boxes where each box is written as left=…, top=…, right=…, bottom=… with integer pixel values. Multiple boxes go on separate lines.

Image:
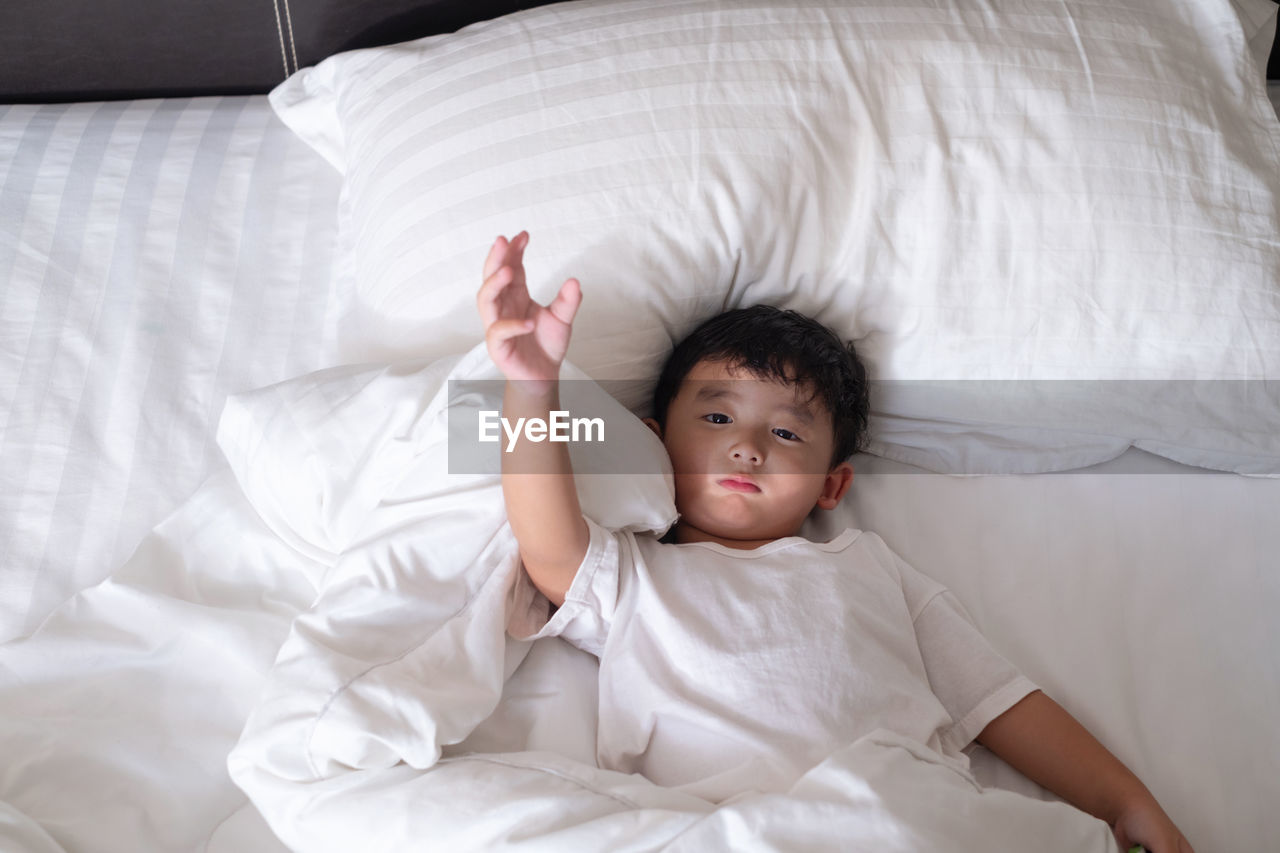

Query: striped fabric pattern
left=273, top=0, right=1280, bottom=405
left=0, top=97, right=348, bottom=641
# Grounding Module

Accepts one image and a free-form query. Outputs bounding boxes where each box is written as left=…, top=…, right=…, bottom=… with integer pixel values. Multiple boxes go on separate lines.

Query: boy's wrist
left=505, top=377, right=559, bottom=407
left=1103, top=779, right=1157, bottom=827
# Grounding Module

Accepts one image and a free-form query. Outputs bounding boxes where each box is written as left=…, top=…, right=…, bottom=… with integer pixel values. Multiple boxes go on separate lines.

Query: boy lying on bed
left=477, top=232, right=1192, bottom=853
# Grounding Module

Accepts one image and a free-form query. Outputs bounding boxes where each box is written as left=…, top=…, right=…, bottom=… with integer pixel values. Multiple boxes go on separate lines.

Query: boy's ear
left=816, top=461, right=854, bottom=511
left=641, top=417, right=663, bottom=440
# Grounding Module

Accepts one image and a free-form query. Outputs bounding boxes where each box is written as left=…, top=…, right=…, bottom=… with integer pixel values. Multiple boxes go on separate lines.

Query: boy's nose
left=730, top=445, right=761, bottom=465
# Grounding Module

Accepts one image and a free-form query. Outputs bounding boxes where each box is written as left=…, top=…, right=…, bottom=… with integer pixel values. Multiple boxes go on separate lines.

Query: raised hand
left=477, top=231, right=582, bottom=391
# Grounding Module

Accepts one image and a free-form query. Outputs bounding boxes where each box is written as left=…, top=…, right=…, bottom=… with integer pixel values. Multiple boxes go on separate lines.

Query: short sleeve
left=898, top=558, right=1039, bottom=754
left=505, top=516, right=624, bottom=657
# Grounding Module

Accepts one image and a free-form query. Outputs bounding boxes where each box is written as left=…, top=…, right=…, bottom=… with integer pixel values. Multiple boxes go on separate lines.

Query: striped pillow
left=271, top=0, right=1280, bottom=472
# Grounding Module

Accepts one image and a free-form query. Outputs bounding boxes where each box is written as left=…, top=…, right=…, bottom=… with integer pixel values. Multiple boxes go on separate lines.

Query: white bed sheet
left=0, top=86, right=1277, bottom=852
left=0, top=96, right=352, bottom=642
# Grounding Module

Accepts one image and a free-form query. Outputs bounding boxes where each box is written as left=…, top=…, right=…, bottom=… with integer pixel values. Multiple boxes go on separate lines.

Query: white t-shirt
left=518, top=518, right=1037, bottom=803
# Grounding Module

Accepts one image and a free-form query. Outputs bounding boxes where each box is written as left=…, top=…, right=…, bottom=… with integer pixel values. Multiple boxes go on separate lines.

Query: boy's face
left=646, top=359, right=853, bottom=549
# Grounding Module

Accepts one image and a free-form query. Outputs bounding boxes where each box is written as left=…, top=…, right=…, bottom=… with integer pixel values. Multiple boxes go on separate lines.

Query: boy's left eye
left=772, top=428, right=800, bottom=442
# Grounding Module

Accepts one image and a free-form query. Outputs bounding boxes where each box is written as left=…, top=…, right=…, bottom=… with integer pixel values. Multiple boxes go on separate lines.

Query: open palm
left=477, top=231, right=581, bottom=389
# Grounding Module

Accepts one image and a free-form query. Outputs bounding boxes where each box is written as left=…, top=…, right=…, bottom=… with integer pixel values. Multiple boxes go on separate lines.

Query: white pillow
left=216, top=345, right=676, bottom=563
left=270, top=0, right=1280, bottom=474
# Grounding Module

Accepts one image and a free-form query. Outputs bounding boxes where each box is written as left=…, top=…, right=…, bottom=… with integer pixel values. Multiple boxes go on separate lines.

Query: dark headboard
left=2, top=0, right=1277, bottom=103
left=0, top=0, right=562, bottom=103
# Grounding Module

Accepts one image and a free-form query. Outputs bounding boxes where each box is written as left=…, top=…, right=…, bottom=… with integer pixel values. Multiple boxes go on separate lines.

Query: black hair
left=651, top=305, right=870, bottom=467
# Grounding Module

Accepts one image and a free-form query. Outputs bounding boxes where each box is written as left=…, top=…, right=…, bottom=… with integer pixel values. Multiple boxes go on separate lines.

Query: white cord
left=282, top=0, right=299, bottom=75
left=271, top=0, right=292, bottom=78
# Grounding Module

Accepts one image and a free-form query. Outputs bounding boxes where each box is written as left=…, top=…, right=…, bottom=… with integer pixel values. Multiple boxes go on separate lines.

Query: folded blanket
left=221, top=345, right=676, bottom=826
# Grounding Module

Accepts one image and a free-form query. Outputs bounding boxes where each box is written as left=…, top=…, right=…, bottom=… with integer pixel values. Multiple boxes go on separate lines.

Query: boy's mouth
left=717, top=476, right=761, bottom=493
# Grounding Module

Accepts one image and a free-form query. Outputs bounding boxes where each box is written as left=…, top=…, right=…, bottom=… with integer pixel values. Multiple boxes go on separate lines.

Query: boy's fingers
left=485, top=317, right=535, bottom=348
left=547, top=278, right=582, bottom=325
left=483, top=235, right=508, bottom=280
left=480, top=264, right=512, bottom=295
left=511, top=230, right=530, bottom=266
left=477, top=265, right=513, bottom=322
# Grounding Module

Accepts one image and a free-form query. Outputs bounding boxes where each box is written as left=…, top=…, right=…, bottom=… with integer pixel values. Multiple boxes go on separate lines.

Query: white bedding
left=5, top=343, right=1276, bottom=851
left=0, top=97, right=351, bottom=642
left=2, top=389, right=1277, bottom=850
left=1, top=6, right=1279, bottom=852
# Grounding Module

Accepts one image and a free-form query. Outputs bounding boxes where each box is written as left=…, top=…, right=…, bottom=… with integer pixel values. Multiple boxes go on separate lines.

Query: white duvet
left=0, top=346, right=1118, bottom=852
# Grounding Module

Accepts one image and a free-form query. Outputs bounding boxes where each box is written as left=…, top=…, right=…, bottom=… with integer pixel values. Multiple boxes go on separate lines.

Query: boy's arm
left=501, top=381, right=589, bottom=607
left=477, top=231, right=587, bottom=607
left=976, top=689, right=1195, bottom=853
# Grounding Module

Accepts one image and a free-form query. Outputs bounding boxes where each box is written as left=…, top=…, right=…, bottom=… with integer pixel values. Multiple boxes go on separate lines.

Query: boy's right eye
left=703, top=413, right=731, bottom=424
